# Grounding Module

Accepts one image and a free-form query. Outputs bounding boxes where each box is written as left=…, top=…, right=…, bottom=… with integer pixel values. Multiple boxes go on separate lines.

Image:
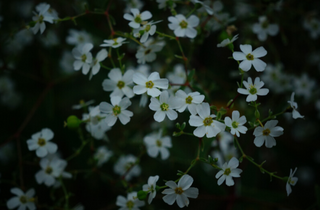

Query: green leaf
left=255, top=109, right=260, bottom=119
left=137, top=190, right=148, bottom=200
left=180, top=122, right=186, bottom=130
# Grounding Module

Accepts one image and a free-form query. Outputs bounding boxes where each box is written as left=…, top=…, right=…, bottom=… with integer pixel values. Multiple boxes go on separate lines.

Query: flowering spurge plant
left=215, top=157, right=242, bottom=186
left=72, top=43, right=93, bottom=75
left=27, top=128, right=57, bottom=158
left=162, top=174, right=199, bottom=208
left=102, top=68, right=135, bottom=98
left=286, top=168, right=298, bottom=196
left=237, top=77, right=269, bottom=102
left=175, top=90, right=205, bottom=115
left=168, top=14, right=200, bottom=38
left=133, top=72, right=168, bottom=97
left=135, top=38, right=165, bottom=64
left=143, top=175, right=159, bottom=204
left=7, top=188, right=36, bottom=210
left=89, top=49, right=108, bottom=80
left=123, top=8, right=152, bottom=29
left=114, top=154, right=141, bottom=181
left=116, top=191, right=145, bottom=210
left=253, top=120, right=284, bottom=148
left=144, top=129, right=172, bottom=160
left=287, top=92, right=304, bottom=119
left=99, top=96, right=133, bottom=126
left=31, top=3, right=55, bottom=34
left=224, top=110, right=248, bottom=137
left=189, top=103, right=226, bottom=138
left=149, top=90, right=178, bottom=122
left=252, top=16, right=279, bottom=41
left=133, top=20, right=161, bottom=43
left=233, top=44, right=267, bottom=72
left=100, top=37, right=127, bottom=48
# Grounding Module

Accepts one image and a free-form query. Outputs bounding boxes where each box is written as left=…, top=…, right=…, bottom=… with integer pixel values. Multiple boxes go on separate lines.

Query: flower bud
left=65, top=115, right=81, bottom=129
left=137, top=190, right=148, bottom=200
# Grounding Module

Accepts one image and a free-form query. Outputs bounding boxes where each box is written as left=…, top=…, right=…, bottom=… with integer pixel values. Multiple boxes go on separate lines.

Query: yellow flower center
left=39, top=15, right=44, bottom=23
left=246, top=53, right=254, bottom=60
left=126, top=200, right=134, bottom=209
left=232, top=121, right=239, bottom=128
left=263, top=129, right=270, bottom=136
left=160, top=103, right=169, bottom=111
left=45, top=167, right=53, bottom=174
left=156, top=140, right=162, bottom=147
left=113, top=105, right=121, bottom=116
left=81, top=54, right=87, bottom=62
left=134, top=14, right=142, bottom=23
left=249, top=85, right=257, bottom=95
left=203, top=117, right=213, bottom=126
left=175, top=187, right=184, bottom=195
left=145, top=24, right=151, bottom=32
left=224, top=168, right=231, bottom=175
left=117, top=81, right=125, bottom=89
left=185, top=96, right=193, bottom=104
left=145, top=81, right=154, bottom=88
left=20, top=196, right=27, bottom=203
left=179, top=20, right=188, bottom=29
left=38, top=138, right=46, bottom=146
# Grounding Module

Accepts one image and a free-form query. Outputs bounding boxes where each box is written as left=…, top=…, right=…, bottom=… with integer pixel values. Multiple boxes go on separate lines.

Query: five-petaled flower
left=233, top=44, right=267, bottom=72
left=133, top=72, right=168, bottom=97
left=287, top=92, right=304, bottom=119
left=7, top=188, right=36, bottom=210
left=168, top=14, right=200, bottom=38
left=253, top=120, right=284, bottom=148
left=286, top=167, right=298, bottom=196
left=237, top=77, right=269, bottom=102
left=116, top=191, right=145, bottom=210
left=215, top=157, right=243, bottom=186
left=27, top=128, right=58, bottom=158
left=123, top=8, right=152, bottom=29
left=224, top=110, right=248, bottom=137
left=144, top=129, right=172, bottom=160
left=143, top=175, right=159, bottom=204
left=162, top=174, right=199, bottom=208
left=149, top=91, right=178, bottom=122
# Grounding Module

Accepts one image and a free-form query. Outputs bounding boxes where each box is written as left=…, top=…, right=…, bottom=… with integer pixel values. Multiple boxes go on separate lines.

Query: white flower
left=144, top=129, right=172, bottom=160
left=233, top=44, right=267, bottom=72
left=215, top=157, right=242, bottom=186
left=237, top=77, right=269, bottom=102
left=66, top=29, right=93, bottom=48
left=143, top=175, right=159, bottom=204
left=72, top=99, right=95, bottom=109
left=99, top=96, right=133, bottom=126
left=252, top=16, right=279, bottom=41
left=149, top=91, right=178, bottom=122
left=189, top=103, right=226, bottom=138
left=175, top=90, right=205, bottom=115
left=224, top=110, right=248, bottom=137
left=157, top=0, right=176, bottom=9
left=217, top=34, right=239, bottom=47
left=166, top=64, right=187, bottom=85
left=168, top=14, right=199, bottom=38
left=162, top=174, right=199, bottom=208
left=89, top=49, right=108, bottom=80
left=293, top=73, right=316, bottom=101
left=114, top=154, right=141, bottom=180
left=133, top=71, right=168, bottom=97
left=100, top=37, right=127, bottom=48
left=123, top=8, right=152, bottom=29
left=303, top=18, right=320, bottom=39
left=253, top=120, right=284, bottom=148
left=286, top=167, right=298, bottom=196
left=27, top=128, right=58, bottom=158
left=116, top=192, right=145, bottom=210
left=102, top=68, right=135, bottom=98
left=35, top=157, right=72, bottom=187
left=36, top=3, right=59, bottom=20
left=82, top=106, right=111, bottom=140
left=123, top=0, right=144, bottom=13
left=31, top=3, right=54, bottom=34
left=72, top=43, right=93, bottom=75
left=7, top=188, right=36, bottom=210
left=192, top=0, right=214, bottom=15
left=133, top=20, right=159, bottom=43
left=288, top=92, right=304, bottom=119
left=94, top=146, right=113, bottom=167
left=135, top=38, right=165, bottom=64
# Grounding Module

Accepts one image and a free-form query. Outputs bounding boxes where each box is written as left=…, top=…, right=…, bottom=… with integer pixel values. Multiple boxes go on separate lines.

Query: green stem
left=155, top=31, right=176, bottom=40
left=59, top=177, right=69, bottom=209
left=100, top=63, right=111, bottom=70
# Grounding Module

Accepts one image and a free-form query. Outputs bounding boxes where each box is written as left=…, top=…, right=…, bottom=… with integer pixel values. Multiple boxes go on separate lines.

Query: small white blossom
left=156, top=0, right=176, bottom=9
left=144, top=129, right=172, bottom=160
left=217, top=34, right=239, bottom=47
left=7, top=188, right=36, bottom=210
left=94, top=146, right=113, bottom=167
left=102, top=68, right=135, bottom=98
left=288, top=92, right=304, bottom=119
left=116, top=192, right=145, bottom=210
left=35, top=157, right=72, bottom=187
left=253, top=120, right=284, bottom=148
left=72, top=43, right=93, bottom=75
left=233, top=44, right=267, bottom=72
left=215, top=157, right=242, bottom=186
left=166, top=64, right=187, bottom=85
left=66, top=29, right=93, bottom=48
left=99, top=96, right=133, bottom=126
left=189, top=103, right=226, bottom=138
left=135, top=38, right=165, bottom=64
left=149, top=91, right=178, bottom=122
left=123, top=8, right=152, bottom=29
left=100, top=37, right=127, bottom=48
left=237, top=77, right=269, bottom=102
left=286, top=167, right=298, bottom=196
left=303, top=17, right=320, bottom=39
left=252, top=16, right=279, bottom=41
left=31, top=3, right=54, bottom=34
left=224, top=110, right=247, bottom=137
left=27, top=128, right=58, bottom=158
left=72, top=99, right=95, bottom=110
left=133, top=20, right=160, bottom=43
left=175, top=90, right=205, bottom=115
left=114, top=154, right=141, bottom=180
left=293, top=73, right=316, bottom=101
left=89, top=49, right=108, bottom=80
left=168, top=14, right=199, bottom=38
left=162, top=174, right=199, bottom=208
left=133, top=71, right=168, bottom=97
left=192, top=0, right=214, bottom=15
left=143, top=175, right=159, bottom=204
